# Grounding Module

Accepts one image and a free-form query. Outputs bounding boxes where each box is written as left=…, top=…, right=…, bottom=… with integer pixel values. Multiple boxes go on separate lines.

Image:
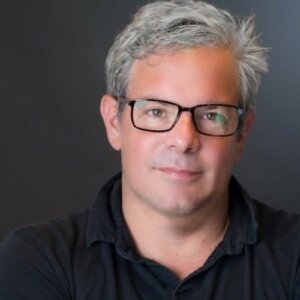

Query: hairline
left=116, top=44, right=246, bottom=112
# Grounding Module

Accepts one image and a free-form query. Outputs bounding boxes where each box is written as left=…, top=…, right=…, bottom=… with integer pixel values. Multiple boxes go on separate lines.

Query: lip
left=157, top=167, right=202, bottom=180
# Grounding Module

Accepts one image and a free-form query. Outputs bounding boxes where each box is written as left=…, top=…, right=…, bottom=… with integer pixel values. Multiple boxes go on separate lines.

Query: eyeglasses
left=118, top=97, right=244, bottom=137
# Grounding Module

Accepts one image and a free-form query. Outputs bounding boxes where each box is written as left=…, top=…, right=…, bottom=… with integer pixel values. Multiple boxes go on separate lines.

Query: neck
left=122, top=190, right=230, bottom=280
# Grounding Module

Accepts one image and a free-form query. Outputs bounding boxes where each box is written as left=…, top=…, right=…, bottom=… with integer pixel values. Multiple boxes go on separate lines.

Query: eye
left=205, top=112, right=226, bottom=123
left=146, top=108, right=164, bottom=117
left=134, top=99, right=176, bottom=121
left=206, top=112, right=216, bottom=120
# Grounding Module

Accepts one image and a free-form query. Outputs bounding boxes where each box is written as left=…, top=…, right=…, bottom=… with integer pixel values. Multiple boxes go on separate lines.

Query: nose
left=164, top=111, right=201, bottom=153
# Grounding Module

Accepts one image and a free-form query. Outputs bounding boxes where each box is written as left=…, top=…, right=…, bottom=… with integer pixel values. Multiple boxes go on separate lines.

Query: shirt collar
left=86, top=173, right=259, bottom=254
left=222, top=177, right=259, bottom=254
left=86, top=173, right=122, bottom=247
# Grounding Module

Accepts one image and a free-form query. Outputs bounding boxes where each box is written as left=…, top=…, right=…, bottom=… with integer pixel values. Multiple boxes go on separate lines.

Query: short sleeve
left=0, top=227, right=71, bottom=300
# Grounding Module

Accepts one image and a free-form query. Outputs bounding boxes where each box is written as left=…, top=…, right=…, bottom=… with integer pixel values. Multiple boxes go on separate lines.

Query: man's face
left=101, top=47, right=253, bottom=217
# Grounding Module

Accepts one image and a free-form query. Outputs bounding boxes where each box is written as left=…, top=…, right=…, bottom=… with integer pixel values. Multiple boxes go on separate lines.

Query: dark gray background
left=1, top=0, right=299, bottom=240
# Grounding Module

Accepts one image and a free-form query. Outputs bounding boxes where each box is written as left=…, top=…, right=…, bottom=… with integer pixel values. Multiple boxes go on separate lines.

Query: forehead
left=126, top=47, right=239, bottom=106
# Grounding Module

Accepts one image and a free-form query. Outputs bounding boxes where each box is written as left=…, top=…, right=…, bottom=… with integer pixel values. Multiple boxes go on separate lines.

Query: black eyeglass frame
left=117, top=97, right=244, bottom=137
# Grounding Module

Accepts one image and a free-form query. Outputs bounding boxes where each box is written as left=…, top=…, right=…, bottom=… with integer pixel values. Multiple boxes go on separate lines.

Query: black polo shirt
left=0, top=173, right=300, bottom=299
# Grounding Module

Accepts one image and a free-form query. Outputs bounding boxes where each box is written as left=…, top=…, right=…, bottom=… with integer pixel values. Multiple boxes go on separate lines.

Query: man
left=0, top=0, right=299, bottom=299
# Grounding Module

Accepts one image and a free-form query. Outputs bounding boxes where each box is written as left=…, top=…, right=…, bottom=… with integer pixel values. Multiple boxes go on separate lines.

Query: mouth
left=156, top=167, right=203, bottom=181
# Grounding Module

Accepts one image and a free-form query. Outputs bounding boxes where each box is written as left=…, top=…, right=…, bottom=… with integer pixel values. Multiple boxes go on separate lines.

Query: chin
left=149, top=193, right=211, bottom=217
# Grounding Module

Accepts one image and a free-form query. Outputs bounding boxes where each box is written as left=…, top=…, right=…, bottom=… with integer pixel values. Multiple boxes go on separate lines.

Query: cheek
left=234, top=138, right=247, bottom=162
left=120, top=130, right=154, bottom=173
left=118, top=111, right=163, bottom=179
left=205, top=139, right=241, bottom=170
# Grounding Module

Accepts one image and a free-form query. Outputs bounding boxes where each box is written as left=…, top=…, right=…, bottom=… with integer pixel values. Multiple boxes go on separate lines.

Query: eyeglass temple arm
left=115, top=97, right=129, bottom=104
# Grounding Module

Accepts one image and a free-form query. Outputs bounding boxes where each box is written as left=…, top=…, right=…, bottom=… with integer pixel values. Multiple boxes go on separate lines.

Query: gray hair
left=105, top=0, right=268, bottom=113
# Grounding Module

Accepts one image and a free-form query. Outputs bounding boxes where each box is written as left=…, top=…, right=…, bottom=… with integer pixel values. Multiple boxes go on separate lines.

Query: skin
left=100, top=47, right=254, bottom=279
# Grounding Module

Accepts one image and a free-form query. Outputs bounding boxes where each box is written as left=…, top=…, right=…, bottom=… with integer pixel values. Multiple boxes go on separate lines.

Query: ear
left=235, top=111, right=255, bottom=161
left=100, top=95, right=121, bottom=151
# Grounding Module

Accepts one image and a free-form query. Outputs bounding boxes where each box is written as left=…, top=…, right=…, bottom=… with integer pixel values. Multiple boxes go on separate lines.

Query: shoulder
left=252, top=201, right=300, bottom=298
left=0, top=210, right=89, bottom=299
left=254, top=200, right=300, bottom=240
left=3, top=209, right=89, bottom=252
left=0, top=209, right=90, bottom=269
